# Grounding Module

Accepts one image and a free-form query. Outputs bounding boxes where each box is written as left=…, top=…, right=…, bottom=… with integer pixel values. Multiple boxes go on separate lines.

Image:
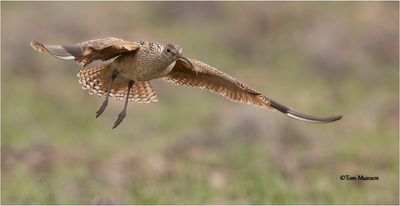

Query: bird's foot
left=96, top=100, right=108, bottom=118
left=112, top=111, right=126, bottom=129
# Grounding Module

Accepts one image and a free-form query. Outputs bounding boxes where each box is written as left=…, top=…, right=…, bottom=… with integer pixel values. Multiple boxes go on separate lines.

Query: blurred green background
left=1, top=2, right=399, bottom=204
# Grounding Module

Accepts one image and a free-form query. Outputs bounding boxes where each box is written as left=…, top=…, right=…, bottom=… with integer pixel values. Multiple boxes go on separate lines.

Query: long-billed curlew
left=30, top=37, right=342, bottom=128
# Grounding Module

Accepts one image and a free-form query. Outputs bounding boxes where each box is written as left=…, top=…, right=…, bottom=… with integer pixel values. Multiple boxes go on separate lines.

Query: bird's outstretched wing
left=30, top=37, right=140, bottom=66
left=163, top=59, right=342, bottom=123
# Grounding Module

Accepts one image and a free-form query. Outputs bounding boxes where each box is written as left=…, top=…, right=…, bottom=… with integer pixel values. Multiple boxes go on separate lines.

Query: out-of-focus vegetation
left=1, top=2, right=398, bottom=204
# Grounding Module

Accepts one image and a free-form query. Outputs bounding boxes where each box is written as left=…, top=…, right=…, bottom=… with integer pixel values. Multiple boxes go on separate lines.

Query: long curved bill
left=179, top=55, right=198, bottom=75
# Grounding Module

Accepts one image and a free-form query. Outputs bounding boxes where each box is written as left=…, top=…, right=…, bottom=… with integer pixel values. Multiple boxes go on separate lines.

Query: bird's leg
left=96, top=70, right=118, bottom=118
left=112, top=80, right=134, bottom=129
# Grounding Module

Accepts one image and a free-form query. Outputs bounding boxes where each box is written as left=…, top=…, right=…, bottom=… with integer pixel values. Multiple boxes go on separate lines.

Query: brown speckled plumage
left=30, top=37, right=342, bottom=128
left=77, top=64, right=157, bottom=103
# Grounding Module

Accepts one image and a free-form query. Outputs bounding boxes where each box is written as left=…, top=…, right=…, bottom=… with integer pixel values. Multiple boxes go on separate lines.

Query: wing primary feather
left=62, top=45, right=83, bottom=58
left=31, top=38, right=140, bottom=66
left=269, top=99, right=342, bottom=123
left=30, top=41, right=77, bottom=60
left=44, top=45, right=80, bottom=59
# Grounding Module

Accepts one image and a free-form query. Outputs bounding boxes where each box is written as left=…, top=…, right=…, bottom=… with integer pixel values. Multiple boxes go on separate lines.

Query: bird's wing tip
left=286, top=111, right=343, bottom=123
left=268, top=99, right=342, bottom=124
left=331, top=115, right=343, bottom=122
left=315, top=115, right=343, bottom=123
left=30, top=41, right=47, bottom=53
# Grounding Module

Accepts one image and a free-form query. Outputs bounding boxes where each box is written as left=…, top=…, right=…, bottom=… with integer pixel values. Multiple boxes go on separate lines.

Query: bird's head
left=164, top=43, right=195, bottom=72
left=164, top=43, right=182, bottom=58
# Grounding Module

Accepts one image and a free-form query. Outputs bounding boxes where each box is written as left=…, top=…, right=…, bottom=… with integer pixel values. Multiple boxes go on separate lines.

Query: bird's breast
left=112, top=51, right=173, bottom=81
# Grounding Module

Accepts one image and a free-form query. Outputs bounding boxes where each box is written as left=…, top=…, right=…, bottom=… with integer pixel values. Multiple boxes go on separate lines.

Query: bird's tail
left=269, top=99, right=342, bottom=123
left=77, top=64, right=158, bottom=103
left=77, top=63, right=114, bottom=96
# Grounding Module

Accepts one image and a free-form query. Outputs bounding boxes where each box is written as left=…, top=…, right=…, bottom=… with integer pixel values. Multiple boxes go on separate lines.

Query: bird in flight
left=30, top=37, right=342, bottom=128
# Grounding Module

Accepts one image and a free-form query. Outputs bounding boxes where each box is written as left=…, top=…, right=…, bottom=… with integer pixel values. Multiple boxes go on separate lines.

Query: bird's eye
left=166, top=48, right=171, bottom=53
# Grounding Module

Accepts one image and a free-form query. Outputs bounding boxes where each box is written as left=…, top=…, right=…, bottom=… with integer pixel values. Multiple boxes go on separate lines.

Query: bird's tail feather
left=77, top=63, right=113, bottom=96
left=77, top=64, right=158, bottom=103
